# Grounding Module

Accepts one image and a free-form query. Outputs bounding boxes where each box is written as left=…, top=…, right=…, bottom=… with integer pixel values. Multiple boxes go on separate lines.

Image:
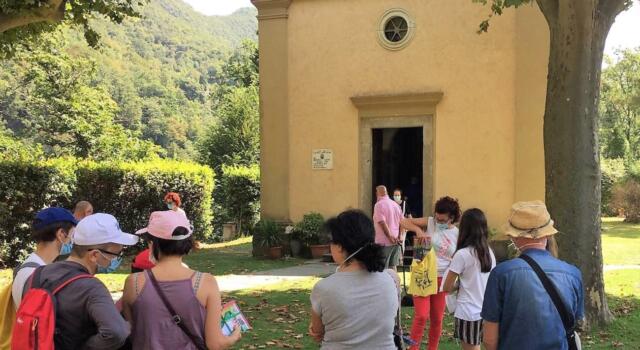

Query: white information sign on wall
left=312, top=149, right=333, bottom=170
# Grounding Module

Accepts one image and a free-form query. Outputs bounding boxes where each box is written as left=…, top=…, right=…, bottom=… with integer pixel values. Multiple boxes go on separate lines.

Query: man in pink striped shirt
left=373, top=185, right=403, bottom=269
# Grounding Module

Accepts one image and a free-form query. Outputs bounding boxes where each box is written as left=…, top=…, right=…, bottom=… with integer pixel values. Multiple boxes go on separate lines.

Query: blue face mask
left=436, top=223, right=449, bottom=232
left=60, top=241, right=73, bottom=255
left=97, top=256, right=122, bottom=274
left=167, top=203, right=175, bottom=210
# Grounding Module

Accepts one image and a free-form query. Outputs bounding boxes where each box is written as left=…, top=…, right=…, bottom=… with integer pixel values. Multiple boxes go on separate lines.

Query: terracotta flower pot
left=268, top=246, right=283, bottom=260
left=310, top=244, right=330, bottom=259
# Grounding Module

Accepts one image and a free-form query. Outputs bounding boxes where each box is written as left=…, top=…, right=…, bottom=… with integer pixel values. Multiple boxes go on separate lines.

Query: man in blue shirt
left=481, top=201, right=584, bottom=350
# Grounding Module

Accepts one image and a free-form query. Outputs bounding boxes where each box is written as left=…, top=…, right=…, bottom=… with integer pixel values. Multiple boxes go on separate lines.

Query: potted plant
left=296, top=212, right=328, bottom=259
left=285, top=225, right=303, bottom=257
left=253, top=219, right=283, bottom=259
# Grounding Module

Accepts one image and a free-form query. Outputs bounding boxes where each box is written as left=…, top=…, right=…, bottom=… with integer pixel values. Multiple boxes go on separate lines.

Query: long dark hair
left=324, top=209, right=385, bottom=272
left=456, top=208, right=492, bottom=272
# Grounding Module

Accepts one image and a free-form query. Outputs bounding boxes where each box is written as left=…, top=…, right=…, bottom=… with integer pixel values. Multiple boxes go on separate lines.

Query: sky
left=182, top=0, right=640, bottom=56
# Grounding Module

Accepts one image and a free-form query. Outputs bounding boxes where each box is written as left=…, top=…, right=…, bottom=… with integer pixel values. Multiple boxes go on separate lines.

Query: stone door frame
left=351, top=92, right=443, bottom=217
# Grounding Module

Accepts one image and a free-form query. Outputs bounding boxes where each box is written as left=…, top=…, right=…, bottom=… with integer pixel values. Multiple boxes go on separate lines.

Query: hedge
left=0, top=158, right=214, bottom=267
left=216, top=164, right=260, bottom=235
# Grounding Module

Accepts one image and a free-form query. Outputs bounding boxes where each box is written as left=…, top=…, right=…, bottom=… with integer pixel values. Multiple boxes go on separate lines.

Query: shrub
left=217, top=164, right=260, bottom=235
left=252, top=218, right=281, bottom=248
left=295, top=212, right=326, bottom=245
left=601, top=158, right=626, bottom=216
left=612, top=179, right=640, bottom=223
left=0, top=158, right=214, bottom=267
left=0, top=158, right=77, bottom=266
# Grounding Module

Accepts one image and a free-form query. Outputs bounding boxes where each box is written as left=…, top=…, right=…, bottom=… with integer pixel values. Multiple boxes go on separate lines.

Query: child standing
left=442, top=208, right=496, bottom=350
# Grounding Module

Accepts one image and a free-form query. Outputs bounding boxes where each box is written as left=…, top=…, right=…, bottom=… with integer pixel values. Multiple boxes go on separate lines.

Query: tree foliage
left=0, top=0, right=258, bottom=160
left=198, top=41, right=260, bottom=173
left=600, top=48, right=640, bottom=163
left=0, top=42, right=160, bottom=161
left=0, top=0, right=147, bottom=56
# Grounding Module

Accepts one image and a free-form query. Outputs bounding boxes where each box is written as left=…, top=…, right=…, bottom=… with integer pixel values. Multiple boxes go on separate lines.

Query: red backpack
left=11, top=266, right=92, bottom=350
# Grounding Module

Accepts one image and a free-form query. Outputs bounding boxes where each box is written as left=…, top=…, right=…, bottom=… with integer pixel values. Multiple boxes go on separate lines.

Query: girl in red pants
left=402, top=196, right=461, bottom=350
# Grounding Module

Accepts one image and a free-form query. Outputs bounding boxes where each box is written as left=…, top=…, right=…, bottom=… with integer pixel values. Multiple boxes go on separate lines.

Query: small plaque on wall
left=312, top=149, right=333, bottom=170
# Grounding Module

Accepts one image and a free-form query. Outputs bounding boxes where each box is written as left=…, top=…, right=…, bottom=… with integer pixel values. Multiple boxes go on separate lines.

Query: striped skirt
left=454, top=317, right=483, bottom=346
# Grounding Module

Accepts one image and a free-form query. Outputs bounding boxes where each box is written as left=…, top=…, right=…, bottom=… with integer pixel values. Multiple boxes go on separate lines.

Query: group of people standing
left=7, top=192, right=242, bottom=350
left=310, top=185, right=585, bottom=350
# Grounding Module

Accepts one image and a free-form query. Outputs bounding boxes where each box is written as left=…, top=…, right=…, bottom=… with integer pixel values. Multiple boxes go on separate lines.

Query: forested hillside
left=0, top=0, right=257, bottom=160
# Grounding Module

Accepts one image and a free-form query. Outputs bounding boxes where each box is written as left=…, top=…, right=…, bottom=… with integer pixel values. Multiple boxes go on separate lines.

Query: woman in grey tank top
left=309, top=210, right=399, bottom=349
left=121, top=210, right=241, bottom=350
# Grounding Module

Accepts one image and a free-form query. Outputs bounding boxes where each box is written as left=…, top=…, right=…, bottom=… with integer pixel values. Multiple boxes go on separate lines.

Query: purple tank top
left=132, top=271, right=207, bottom=350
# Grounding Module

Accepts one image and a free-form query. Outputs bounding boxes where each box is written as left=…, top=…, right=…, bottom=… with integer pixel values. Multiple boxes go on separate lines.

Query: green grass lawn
left=601, top=218, right=640, bottom=266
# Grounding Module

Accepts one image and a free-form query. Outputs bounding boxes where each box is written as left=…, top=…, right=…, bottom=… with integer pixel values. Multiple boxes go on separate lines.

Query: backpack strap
left=519, top=254, right=579, bottom=350
left=52, top=274, right=93, bottom=295
left=12, top=261, right=41, bottom=280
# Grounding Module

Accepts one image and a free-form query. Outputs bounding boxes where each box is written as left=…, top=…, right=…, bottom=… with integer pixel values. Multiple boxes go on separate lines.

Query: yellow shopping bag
left=0, top=281, right=16, bottom=350
left=408, top=247, right=437, bottom=297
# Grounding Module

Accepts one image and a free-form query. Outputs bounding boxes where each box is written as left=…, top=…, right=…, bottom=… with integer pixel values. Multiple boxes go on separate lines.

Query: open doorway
left=371, top=127, right=423, bottom=217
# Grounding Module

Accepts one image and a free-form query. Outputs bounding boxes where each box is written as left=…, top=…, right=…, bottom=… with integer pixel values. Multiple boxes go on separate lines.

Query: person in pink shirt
left=372, top=185, right=403, bottom=269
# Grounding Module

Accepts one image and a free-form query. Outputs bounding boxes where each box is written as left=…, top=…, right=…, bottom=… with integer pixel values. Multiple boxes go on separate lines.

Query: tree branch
left=598, top=0, right=632, bottom=19
left=0, top=0, right=66, bottom=33
left=535, top=0, right=559, bottom=26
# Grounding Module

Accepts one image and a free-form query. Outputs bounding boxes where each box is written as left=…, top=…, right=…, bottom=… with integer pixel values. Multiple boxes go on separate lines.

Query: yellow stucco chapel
left=252, top=0, right=549, bottom=228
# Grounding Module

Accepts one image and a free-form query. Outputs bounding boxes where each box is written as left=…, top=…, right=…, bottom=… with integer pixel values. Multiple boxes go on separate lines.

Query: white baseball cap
left=74, top=213, right=139, bottom=246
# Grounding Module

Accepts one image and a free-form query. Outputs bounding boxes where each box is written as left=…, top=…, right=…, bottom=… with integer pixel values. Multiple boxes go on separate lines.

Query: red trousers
left=409, top=277, right=447, bottom=350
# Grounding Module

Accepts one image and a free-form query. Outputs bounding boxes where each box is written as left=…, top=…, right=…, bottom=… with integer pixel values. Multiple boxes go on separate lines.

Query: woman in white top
left=401, top=196, right=461, bottom=350
left=442, top=208, right=496, bottom=350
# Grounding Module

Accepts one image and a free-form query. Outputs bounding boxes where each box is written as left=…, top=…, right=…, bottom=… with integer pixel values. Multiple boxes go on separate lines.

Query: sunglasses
left=96, top=248, right=125, bottom=259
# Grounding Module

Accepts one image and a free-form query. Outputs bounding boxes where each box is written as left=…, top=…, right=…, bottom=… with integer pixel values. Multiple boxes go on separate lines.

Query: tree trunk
left=537, top=0, right=628, bottom=327
left=0, top=0, right=66, bottom=33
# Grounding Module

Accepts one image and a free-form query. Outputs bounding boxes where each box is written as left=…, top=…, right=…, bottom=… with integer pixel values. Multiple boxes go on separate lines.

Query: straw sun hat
left=503, top=200, right=558, bottom=239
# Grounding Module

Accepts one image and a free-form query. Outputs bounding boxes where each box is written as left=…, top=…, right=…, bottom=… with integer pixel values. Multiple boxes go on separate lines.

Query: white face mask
left=393, top=195, right=401, bottom=202
left=336, top=246, right=365, bottom=273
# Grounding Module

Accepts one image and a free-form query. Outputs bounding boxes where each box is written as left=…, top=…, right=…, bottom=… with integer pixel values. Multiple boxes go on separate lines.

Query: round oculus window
left=384, top=16, right=409, bottom=42
left=378, top=9, right=415, bottom=50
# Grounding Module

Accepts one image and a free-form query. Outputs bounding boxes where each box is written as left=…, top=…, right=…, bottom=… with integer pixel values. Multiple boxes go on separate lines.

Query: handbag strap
left=147, top=269, right=207, bottom=350
left=519, top=254, right=579, bottom=349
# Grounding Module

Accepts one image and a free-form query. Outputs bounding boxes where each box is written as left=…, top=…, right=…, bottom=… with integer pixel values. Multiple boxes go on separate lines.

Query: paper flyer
left=221, top=300, right=251, bottom=336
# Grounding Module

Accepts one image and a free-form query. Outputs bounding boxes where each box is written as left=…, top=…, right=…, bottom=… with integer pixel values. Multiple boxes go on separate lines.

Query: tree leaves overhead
left=0, top=0, right=258, bottom=161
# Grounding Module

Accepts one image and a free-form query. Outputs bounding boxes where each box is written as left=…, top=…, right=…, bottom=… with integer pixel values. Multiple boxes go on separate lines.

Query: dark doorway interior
left=372, top=127, right=423, bottom=217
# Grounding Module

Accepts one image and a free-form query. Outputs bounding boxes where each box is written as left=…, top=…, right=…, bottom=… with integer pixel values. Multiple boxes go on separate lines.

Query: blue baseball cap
left=33, top=207, right=78, bottom=230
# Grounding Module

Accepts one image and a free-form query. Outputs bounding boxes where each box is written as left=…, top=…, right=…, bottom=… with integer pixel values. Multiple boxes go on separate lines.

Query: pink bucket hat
left=135, top=211, right=192, bottom=240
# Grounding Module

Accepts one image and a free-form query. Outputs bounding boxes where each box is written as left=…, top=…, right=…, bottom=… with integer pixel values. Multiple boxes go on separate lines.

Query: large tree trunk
left=537, top=0, right=628, bottom=327
left=0, top=0, right=66, bottom=33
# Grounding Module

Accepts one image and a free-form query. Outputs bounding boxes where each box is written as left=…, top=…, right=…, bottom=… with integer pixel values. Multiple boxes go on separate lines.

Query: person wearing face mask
left=11, top=207, right=78, bottom=309
left=21, top=213, right=138, bottom=349
left=400, top=196, right=461, bottom=350
left=309, top=210, right=399, bottom=349
left=481, top=201, right=584, bottom=350
left=165, top=192, right=187, bottom=217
